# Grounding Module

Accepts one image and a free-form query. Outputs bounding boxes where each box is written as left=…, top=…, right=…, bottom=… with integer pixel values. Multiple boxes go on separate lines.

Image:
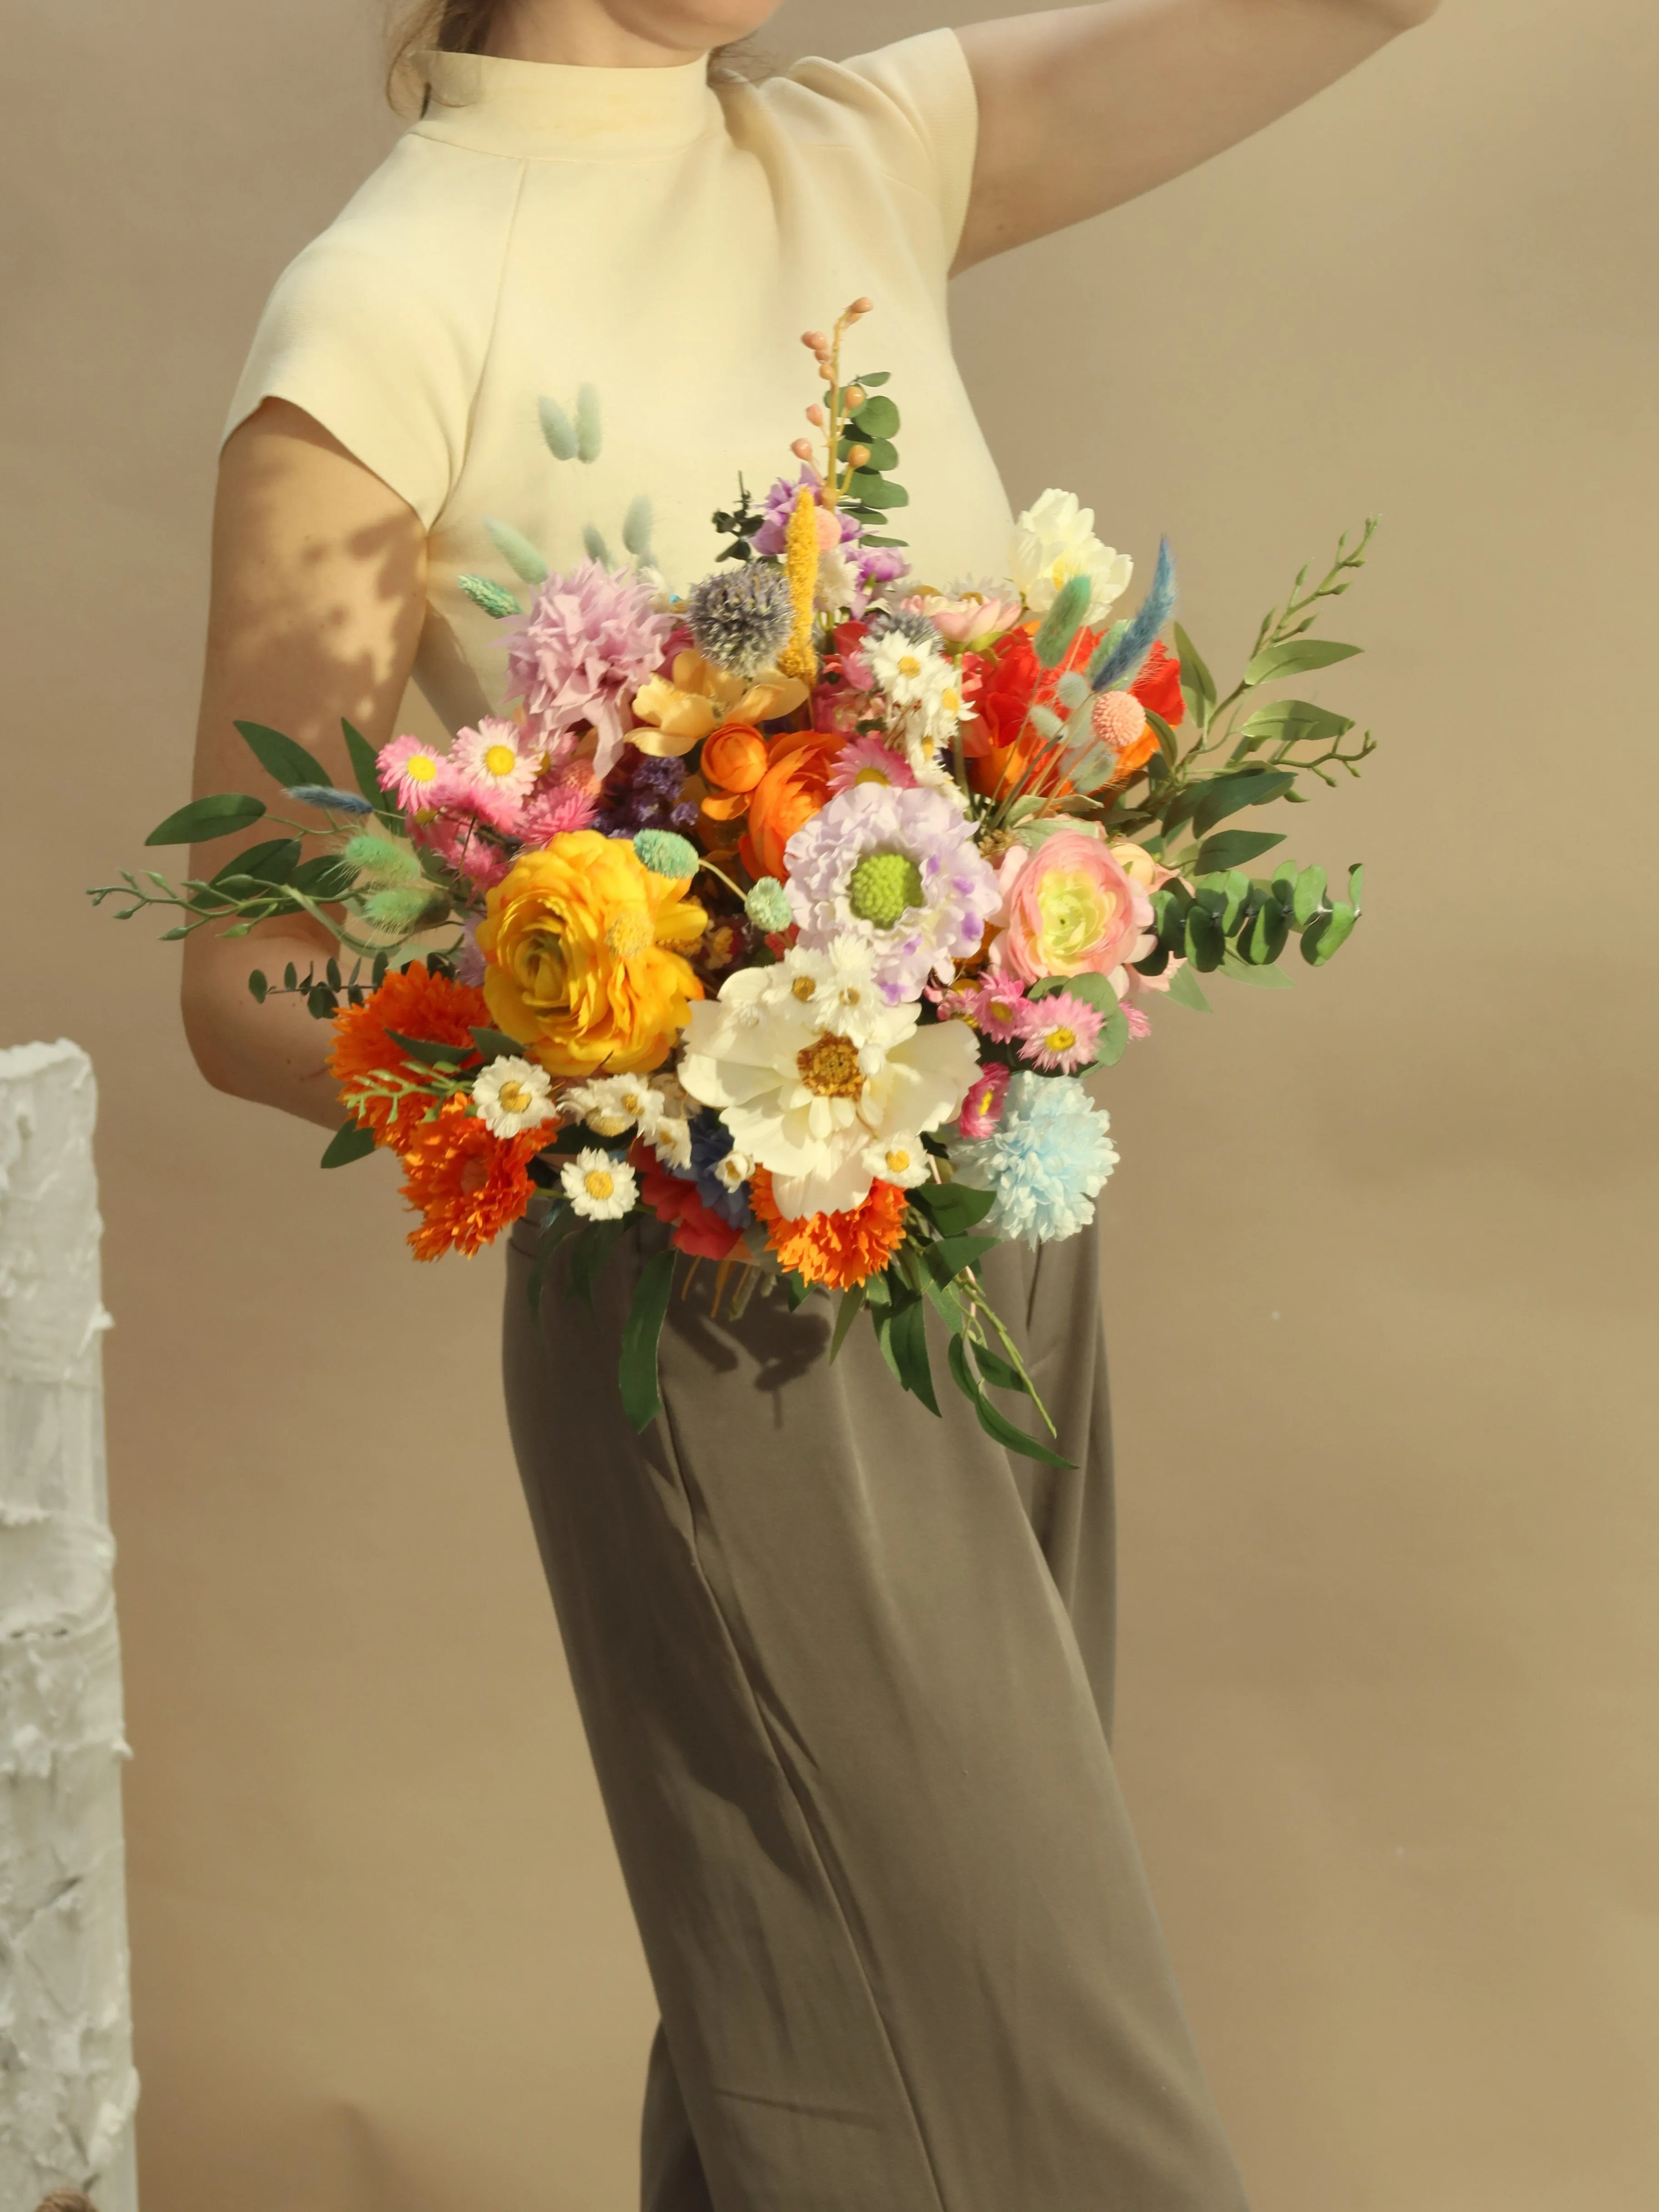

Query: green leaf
left=146, top=793, right=267, bottom=846
left=828, top=1282, right=867, bottom=1365
left=1185, top=904, right=1224, bottom=971
left=1164, top=963, right=1212, bottom=1013
left=969, top=1340, right=1030, bottom=1397
left=1095, top=1001, right=1132, bottom=1067
left=923, top=1232, right=999, bottom=1287
left=946, top=1336, right=1072, bottom=1468
left=784, top=1271, right=812, bottom=1312
left=212, top=836, right=302, bottom=887
left=290, top=853, right=355, bottom=898
left=525, top=1204, right=578, bottom=1319
left=568, top=1216, right=628, bottom=1308
left=1243, top=638, right=1362, bottom=688
left=1242, top=897, right=1291, bottom=967
left=844, top=472, right=909, bottom=509
left=484, top=513, right=550, bottom=584
left=385, top=1027, right=475, bottom=1068
left=1190, top=771, right=1297, bottom=839
left=470, top=1026, right=527, bottom=1062
left=234, top=720, right=329, bottom=791
left=320, top=1118, right=377, bottom=1169
left=1032, top=573, right=1092, bottom=670
left=1194, top=828, right=1285, bottom=874
left=1292, top=866, right=1328, bottom=927
left=1171, top=622, right=1216, bottom=713
left=911, top=1181, right=996, bottom=1236
left=1304, top=900, right=1358, bottom=965
left=1236, top=699, right=1354, bottom=749
left=1348, top=862, right=1366, bottom=915
left=848, top=369, right=891, bottom=387
left=850, top=394, right=900, bottom=438
left=889, top=1296, right=940, bottom=1415
left=1145, top=708, right=1180, bottom=766
left=1222, top=948, right=1294, bottom=990
left=618, top=1246, right=677, bottom=1431
left=342, top=719, right=387, bottom=810
left=1027, top=971, right=1119, bottom=1017
left=843, top=435, right=899, bottom=471
left=247, top=970, right=269, bottom=1003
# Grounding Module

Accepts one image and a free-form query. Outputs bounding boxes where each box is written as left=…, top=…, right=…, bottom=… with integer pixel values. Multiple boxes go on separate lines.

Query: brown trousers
left=502, top=1216, right=1247, bottom=2212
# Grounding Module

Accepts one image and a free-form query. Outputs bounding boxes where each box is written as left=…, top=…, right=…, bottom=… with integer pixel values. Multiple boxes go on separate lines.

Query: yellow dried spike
left=777, top=485, right=820, bottom=684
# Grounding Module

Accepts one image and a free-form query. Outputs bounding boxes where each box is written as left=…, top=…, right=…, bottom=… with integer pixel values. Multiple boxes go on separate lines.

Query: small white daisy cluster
left=865, top=626, right=968, bottom=794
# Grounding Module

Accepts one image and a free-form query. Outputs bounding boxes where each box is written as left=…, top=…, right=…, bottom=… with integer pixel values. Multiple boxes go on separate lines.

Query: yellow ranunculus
left=477, top=832, right=707, bottom=1080
left=629, top=650, right=808, bottom=759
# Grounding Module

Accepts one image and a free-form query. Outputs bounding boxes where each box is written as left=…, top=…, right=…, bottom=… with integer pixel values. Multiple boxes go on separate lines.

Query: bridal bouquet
left=97, top=301, right=1377, bottom=1457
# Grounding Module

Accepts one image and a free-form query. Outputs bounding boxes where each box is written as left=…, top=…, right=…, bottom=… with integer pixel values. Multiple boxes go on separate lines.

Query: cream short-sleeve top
left=225, top=30, right=1014, bottom=734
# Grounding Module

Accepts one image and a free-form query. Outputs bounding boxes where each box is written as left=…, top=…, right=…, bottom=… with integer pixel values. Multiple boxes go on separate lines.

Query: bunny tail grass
left=1090, top=537, right=1176, bottom=693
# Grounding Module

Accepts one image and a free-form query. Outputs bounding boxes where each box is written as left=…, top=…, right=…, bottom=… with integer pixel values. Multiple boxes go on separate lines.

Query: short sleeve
left=221, top=237, right=468, bottom=529
left=782, top=29, right=980, bottom=266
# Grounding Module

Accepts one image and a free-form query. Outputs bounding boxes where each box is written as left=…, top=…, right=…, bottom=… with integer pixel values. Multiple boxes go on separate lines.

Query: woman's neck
left=484, top=0, right=707, bottom=68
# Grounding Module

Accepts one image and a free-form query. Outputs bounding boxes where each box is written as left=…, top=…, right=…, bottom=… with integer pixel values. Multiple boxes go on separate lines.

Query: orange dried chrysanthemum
left=398, top=1098, right=547, bottom=1261
left=329, top=963, right=490, bottom=1150
left=750, top=1167, right=908, bottom=1292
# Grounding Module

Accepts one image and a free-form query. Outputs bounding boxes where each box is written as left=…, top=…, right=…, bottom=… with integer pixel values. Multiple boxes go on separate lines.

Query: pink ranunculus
left=902, top=590, right=1024, bottom=645
left=957, top=1059, right=1011, bottom=1139
left=990, top=830, right=1154, bottom=985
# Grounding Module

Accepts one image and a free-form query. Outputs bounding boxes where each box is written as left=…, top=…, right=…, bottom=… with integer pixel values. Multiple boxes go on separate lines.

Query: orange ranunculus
left=328, top=962, right=489, bottom=1150
left=477, top=830, right=706, bottom=1080
left=739, top=729, right=844, bottom=882
left=399, top=1098, right=546, bottom=1260
left=700, top=723, right=769, bottom=794
left=749, top=1167, right=908, bottom=1291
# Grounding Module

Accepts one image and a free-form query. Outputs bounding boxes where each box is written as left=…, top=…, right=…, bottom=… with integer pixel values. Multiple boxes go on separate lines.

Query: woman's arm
left=181, top=400, right=428, bottom=1130
left=955, top=0, right=1442, bottom=266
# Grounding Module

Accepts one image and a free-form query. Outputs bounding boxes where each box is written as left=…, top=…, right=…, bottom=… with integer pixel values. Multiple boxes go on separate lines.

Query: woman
left=184, top=1, right=1438, bottom=2205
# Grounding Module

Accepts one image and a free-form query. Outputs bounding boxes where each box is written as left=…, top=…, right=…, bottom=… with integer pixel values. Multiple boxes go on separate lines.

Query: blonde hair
left=386, top=3, right=771, bottom=111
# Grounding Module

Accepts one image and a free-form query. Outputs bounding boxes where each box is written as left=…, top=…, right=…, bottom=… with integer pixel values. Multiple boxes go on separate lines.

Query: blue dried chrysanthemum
left=949, top=1073, right=1119, bottom=1246
left=687, top=565, right=793, bottom=679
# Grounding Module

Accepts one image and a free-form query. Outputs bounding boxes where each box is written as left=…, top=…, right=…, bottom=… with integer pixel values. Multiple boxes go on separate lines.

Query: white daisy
left=472, top=1057, right=557, bottom=1138
left=861, top=1131, right=930, bottom=1189
left=563, top=1072, right=664, bottom=1140
left=711, top=1146, right=754, bottom=1194
left=646, top=1112, right=694, bottom=1172
left=677, top=947, right=980, bottom=1217
left=560, top=1148, right=638, bottom=1222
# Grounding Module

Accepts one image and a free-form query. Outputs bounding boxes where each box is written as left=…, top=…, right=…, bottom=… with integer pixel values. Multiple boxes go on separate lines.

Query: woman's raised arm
left=181, top=399, right=428, bottom=1129
left=955, top=0, right=1441, bottom=267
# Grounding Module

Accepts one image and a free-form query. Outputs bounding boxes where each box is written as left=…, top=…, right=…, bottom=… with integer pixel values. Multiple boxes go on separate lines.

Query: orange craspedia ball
left=739, top=728, right=843, bottom=882
left=750, top=1167, right=908, bottom=1292
left=700, top=722, right=769, bottom=794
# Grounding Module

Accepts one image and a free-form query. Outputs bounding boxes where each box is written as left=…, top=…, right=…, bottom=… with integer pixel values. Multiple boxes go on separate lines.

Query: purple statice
left=784, top=782, right=1001, bottom=1002
left=751, top=467, right=863, bottom=558
left=591, top=744, right=699, bottom=842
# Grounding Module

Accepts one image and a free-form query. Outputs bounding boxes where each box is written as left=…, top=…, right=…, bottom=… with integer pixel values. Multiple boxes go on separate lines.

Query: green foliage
left=145, top=793, right=266, bottom=845
left=320, top=1118, right=377, bottom=1169
left=234, top=721, right=329, bottom=791
left=618, top=1246, right=677, bottom=1430
left=836, top=371, right=908, bottom=546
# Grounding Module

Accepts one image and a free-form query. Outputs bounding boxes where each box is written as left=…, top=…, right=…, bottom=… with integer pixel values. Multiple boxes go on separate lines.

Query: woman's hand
left=955, top=0, right=1441, bottom=267
left=181, top=400, right=428, bottom=1128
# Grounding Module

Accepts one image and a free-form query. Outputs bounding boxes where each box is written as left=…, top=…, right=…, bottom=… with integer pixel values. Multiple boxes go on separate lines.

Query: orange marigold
left=398, top=1098, right=547, bottom=1261
left=749, top=1167, right=908, bottom=1292
left=328, top=963, right=489, bottom=1151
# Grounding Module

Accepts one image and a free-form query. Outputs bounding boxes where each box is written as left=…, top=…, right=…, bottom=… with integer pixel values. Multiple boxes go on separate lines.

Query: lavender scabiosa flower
left=687, top=564, right=793, bottom=679
left=784, top=782, right=1000, bottom=1001
left=503, top=558, right=674, bottom=776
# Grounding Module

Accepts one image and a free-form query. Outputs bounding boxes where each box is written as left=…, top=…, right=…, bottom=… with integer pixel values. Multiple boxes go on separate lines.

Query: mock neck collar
left=412, top=48, right=723, bottom=160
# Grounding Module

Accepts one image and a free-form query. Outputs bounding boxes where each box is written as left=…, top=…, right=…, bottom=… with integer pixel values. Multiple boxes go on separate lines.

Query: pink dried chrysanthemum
left=518, top=780, right=598, bottom=844
left=825, top=735, right=919, bottom=800
left=957, top=1059, right=1010, bottom=1140
left=504, top=560, right=674, bottom=778
left=1015, top=990, right=1103, bottom=1074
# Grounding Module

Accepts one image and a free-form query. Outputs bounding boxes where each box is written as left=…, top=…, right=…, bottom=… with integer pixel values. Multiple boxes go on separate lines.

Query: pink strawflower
left=412, top=804, right=512, bottom=890
left=1016, top=991, right=1103, bottom=1074
left=518, top=780, right=598, bottom=843
left=965, top=975, right=1029, bottom=1043
left=957, top=1060, right=1010, bottom=1139
left=825, top=735, right=919, bottom=799
left=377, top=733, right=451, bottom=813
left=449, top=716, right=543, bottom=810
left=504, top=559, right=675, bottom=778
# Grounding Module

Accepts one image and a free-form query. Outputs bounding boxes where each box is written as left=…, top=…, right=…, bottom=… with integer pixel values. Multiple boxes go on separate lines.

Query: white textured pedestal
left=0, top=1043, right=138, bottom=2212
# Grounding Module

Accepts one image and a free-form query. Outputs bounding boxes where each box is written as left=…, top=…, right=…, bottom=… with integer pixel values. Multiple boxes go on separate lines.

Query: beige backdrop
left=3, top=0, right=1655, bottom=2206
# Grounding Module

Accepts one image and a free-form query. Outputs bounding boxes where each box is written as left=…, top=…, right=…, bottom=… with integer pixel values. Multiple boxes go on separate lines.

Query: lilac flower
left=751, top=468, right=863, bottom=559
left=592, top=744, right=698, bottom=842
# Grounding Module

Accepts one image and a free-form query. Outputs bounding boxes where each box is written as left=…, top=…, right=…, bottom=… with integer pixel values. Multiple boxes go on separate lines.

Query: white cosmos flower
left=561, top=1148, right=638, bottom=1221
left=563, top=1072, right=664, bottom=1139
left=861, top=1131, right=930, bottom=1190
left=472, top=1056, right=557, bottom=1137
left=1010, top=488, right=1134, bottom=623
left=676, top=949, right=980, bottom=1218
